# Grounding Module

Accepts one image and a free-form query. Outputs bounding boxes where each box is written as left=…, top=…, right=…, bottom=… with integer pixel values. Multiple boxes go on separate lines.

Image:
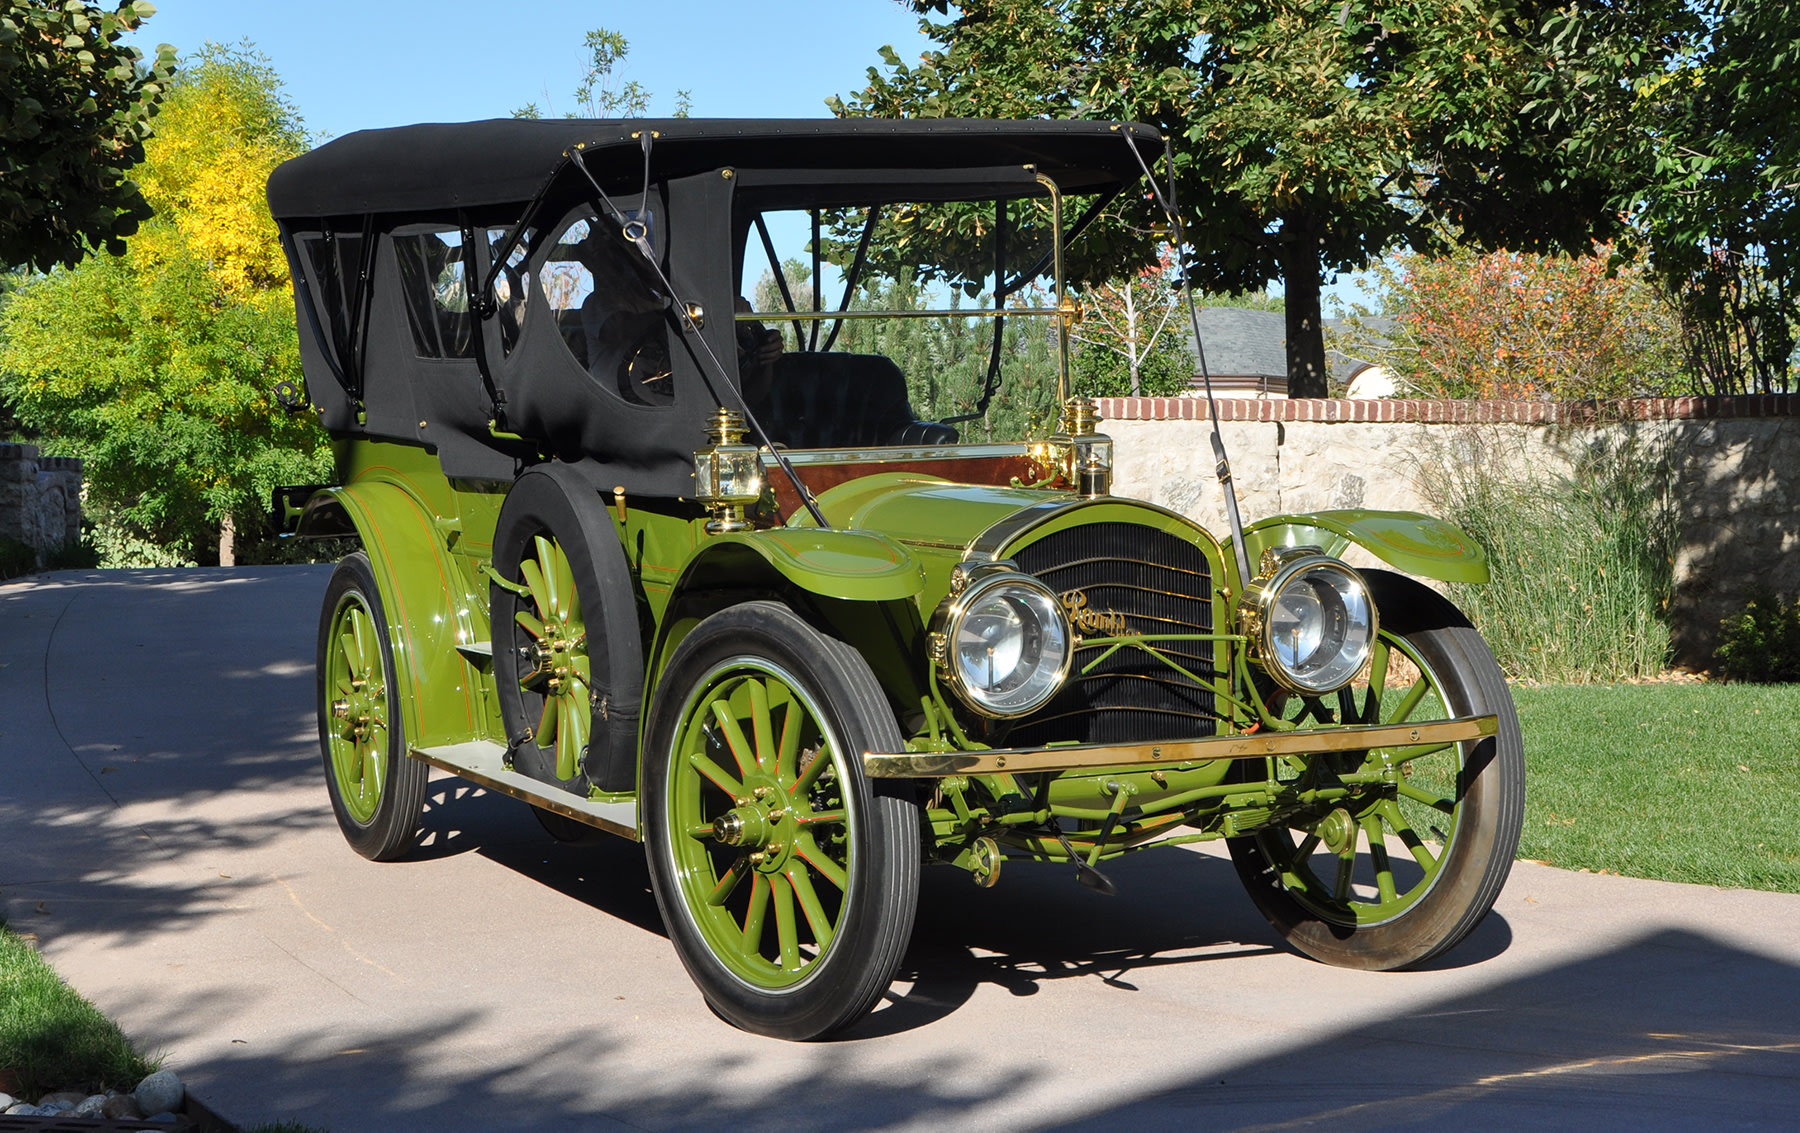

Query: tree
left=1070, top=247, right=1191, bottom=397
left=0, top=43, right=330, bottom=565
left=834, top=0, right=1688, bottom=396
left=1341, top=246, right=1686, bottom=400
left=1639, top=0, right=1800, bottom=394
left=514, top=27, right=691, bottom=119
left=0, top=0, right=176, bottom=271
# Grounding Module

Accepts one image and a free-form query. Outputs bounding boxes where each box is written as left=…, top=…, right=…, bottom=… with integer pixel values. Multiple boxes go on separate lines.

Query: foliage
left=1341, top=245, right=1687, bottom=399
left=834, top=0, right=1687, bottom=396
left=0, top=918, right=160, bottom=1099
left=513, top=27, right=690, bottom=119
left=1070, top=248, right=1193, bottom=397
left=1713, top=592, right=1800, bottom=683
left=1513, top=682, right=1800, bottom=892
left=1419, top=426, right=1680, bottom=682
left=0, top=44, right=331, bottom=565
left=0, top=1, right=176, bottom=272
left=0, top=533, right=32, bottom=578
left=1638, top=0, right=1800, bottom=394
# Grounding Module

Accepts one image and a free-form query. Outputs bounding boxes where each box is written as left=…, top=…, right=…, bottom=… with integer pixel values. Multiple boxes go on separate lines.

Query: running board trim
left=411, top=740, right=639, bottom=841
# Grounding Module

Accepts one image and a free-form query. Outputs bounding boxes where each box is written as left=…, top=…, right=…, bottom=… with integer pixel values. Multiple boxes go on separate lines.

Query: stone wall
left=0, top=443, right=83, bottom=560
left=1096, top=395, right=1800, bottom=668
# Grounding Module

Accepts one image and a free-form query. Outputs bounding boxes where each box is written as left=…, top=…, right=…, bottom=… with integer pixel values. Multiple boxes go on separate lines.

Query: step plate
left=411, top=740, right=639, bottom=841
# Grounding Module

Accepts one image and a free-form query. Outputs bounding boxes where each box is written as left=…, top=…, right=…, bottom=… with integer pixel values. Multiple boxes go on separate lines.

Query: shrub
left=1714, top=593, right=1800, bottom=682
left=0, top=536, right=35, bottom=580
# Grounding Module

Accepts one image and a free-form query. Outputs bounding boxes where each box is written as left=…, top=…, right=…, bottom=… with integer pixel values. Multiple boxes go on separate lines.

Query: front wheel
left=1229, top=581, right=1524, bottom=970
left=643, top=602, right=920, bottom=1040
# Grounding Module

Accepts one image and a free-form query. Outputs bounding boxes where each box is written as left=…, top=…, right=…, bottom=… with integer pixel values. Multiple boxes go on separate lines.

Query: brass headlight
left=929, top=562, right=1074, bottom=718
left=1238, top=547, right=1377, bottom=695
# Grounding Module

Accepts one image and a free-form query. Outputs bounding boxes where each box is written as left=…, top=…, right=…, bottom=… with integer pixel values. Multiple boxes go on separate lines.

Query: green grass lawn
left=0, top=919, right=157, bottom=1099
left=1512, top=682, right=1800, bottom=893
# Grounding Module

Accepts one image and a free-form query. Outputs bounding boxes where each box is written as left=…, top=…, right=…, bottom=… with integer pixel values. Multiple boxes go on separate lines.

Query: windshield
left=735, top=182, right=1103, bottom=449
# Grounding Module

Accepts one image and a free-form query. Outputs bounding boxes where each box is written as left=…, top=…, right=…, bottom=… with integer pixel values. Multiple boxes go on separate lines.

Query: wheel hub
left=713, top=776, right=795, bottom=870
left=1316, top=807, right=1357, bottom=855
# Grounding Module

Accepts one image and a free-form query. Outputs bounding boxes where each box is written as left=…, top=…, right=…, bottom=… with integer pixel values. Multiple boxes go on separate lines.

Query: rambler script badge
left=1060, top=589, right=1133, bottom=637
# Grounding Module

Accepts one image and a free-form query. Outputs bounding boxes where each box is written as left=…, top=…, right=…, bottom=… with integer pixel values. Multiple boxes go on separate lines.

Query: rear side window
left=393, top=229, right=474, bottom=359
left=537, top=211, right=673, bottom=406
left=300, top=232, right=366, bottom=364
left=488, top=226, right=533, bottom=356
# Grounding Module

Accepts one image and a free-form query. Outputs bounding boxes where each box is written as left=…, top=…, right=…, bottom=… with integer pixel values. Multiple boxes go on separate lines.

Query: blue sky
left=125, top=0, right=935, bottom=138
left=123, top=0, right=1365, bottom=304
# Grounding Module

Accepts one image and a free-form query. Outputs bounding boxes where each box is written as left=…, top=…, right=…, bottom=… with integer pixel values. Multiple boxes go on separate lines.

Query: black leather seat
left=755, top=353, right=958, bottom=448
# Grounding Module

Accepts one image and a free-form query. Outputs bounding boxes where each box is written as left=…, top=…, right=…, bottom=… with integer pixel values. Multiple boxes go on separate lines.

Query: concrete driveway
left=2, top=566, right=1798, bottom=1131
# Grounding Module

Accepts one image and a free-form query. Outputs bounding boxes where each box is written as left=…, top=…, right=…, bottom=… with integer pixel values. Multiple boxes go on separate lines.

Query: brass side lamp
left=1049, top=396, right=1113, bottom=497
left=694, top=408, right=763, bottom=533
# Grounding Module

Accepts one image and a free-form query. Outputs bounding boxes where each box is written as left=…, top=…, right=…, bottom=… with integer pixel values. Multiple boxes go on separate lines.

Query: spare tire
left=491, top=464, right=645, bottom=795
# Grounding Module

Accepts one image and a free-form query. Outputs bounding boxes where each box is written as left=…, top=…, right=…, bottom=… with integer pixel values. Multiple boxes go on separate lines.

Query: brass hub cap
left=713, top=774, right=796, bottom=871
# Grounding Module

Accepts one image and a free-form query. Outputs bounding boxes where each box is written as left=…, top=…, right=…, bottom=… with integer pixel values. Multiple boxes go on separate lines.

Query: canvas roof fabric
left=267, top=117, right=1166, bottom=218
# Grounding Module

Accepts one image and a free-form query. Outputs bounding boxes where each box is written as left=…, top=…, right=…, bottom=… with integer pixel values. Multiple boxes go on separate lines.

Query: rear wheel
left=643, top=602, right=920, bottom=1040
left=317, top=552, right=427, bottom=861
left=1229, top=581, right=1524, bottom=970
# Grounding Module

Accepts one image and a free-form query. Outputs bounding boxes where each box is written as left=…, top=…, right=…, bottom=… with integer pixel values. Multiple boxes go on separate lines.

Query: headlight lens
left=1240, top=552, right=1377, bottom=694
left=933, top=569, right=1073, bottom=718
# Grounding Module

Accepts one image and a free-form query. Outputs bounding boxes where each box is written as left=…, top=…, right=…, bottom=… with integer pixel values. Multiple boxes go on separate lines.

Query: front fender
left=680, top=529, right=926, bottom=603
left=299, top=483, right=491, bottom=749
left=1237, top=509, right=1489, bottom=585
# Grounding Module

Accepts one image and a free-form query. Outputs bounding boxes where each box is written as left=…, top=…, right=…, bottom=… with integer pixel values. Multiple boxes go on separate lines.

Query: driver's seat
left=757, top=353, right=958, bottom=449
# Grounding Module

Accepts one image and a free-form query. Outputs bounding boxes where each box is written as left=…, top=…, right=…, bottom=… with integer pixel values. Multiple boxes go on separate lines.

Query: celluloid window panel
left=537, top=212, right=673, bottom=406
left=300, top=232, right=364, bottom=367
left=488, top=226, right=533, bottom=356
left=393, top=229, right=474, bottom=359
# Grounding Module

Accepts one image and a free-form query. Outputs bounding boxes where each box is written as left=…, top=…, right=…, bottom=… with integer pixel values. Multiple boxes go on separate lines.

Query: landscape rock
left=133, top=1069, right=185, bottom=1117
left=71, top=1093, right=109, bottom=1116
left=0, top=1093, right=12, bottom=1110
left=103, top=1093, right=147, bottom=1119
left=4, top=1103, right=50, bottom=1116
left=39, top=1090, right=87, bottom=1108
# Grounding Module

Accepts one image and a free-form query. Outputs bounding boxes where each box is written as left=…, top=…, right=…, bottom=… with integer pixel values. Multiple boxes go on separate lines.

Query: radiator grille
left=1007, top=522, right=1218, bottom=746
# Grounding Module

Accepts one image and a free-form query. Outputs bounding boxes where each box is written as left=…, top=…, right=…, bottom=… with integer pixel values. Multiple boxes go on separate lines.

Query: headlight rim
left=929, top=565, right=1075, bottom=720
left=1238, top=550, right=1379, bottom=696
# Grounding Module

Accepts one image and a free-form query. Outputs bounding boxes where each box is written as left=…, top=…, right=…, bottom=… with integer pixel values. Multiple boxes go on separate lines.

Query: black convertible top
left=267, top=117, right=1165, bottom=218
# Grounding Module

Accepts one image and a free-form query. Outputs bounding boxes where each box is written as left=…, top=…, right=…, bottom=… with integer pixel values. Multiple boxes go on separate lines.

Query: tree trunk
left=1280, top=224, right=1329, bottom=398
left=219, top=513, right=235, bottom=567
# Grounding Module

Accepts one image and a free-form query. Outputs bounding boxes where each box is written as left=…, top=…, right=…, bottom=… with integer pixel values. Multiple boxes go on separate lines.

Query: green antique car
left=267, top=118, right=1522, bottom=1040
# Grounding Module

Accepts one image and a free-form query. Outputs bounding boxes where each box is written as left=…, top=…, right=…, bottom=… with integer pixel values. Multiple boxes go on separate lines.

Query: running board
left=411, top=740, right=639, bottom=841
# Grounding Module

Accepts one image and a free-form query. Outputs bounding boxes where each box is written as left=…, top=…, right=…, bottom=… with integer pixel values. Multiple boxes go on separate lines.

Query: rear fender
left=1236, top=509, right=1489, bottom=585
left=300, top=485, right=491, bottom=749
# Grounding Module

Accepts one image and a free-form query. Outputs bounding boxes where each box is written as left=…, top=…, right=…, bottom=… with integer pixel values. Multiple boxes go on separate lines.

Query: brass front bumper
left=862, top=714, right=1499, bottom=779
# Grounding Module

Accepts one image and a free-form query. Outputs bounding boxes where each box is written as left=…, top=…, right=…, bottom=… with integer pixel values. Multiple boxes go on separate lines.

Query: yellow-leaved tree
left=0, top=42, right=330, bottom=565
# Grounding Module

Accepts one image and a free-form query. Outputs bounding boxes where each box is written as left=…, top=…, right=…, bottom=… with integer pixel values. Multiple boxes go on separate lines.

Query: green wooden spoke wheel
left=644, top=602, right=920, bottom=1040
left=1229, top=573, right=1524, bottom=970
left=512, top=533, right=593, bottom=783
left=317, top=552, right=427, bottom=861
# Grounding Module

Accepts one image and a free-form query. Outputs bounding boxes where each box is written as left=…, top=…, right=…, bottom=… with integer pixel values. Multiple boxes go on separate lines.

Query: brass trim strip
left=764, top=443, right=1031, bottom=465
left=862, top=714, right=1499, bottom=778
left=735, top=307, right=1061, bottom=322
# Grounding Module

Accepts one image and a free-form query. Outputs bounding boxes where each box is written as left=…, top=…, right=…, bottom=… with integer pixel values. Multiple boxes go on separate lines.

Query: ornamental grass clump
left=1418, top=426, right=1680, bottom=683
